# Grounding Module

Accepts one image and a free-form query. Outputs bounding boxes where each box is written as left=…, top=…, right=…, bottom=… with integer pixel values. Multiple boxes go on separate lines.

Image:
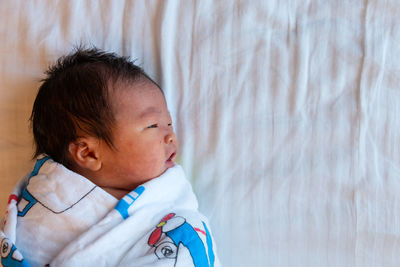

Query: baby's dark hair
left=30, top=47, right=159, bottom=165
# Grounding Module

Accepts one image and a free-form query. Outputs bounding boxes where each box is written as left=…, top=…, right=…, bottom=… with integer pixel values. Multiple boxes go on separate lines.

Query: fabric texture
left=1, top=158, right=219, bottom=267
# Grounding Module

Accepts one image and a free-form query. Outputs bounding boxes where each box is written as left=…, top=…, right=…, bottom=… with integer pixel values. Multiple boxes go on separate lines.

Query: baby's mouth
left=167, top=152, right=176, bottom=162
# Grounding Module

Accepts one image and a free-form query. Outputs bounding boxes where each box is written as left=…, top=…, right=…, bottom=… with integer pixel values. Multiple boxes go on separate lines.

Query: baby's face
left=98, top=80, right=178, bottom=192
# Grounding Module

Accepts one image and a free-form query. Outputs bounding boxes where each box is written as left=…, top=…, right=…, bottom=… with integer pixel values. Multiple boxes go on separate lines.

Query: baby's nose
left=164, top=133, right=176, bottom=144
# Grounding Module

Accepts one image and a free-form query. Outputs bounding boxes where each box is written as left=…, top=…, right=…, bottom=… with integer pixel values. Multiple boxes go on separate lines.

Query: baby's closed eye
left=147, top=122, right=172, bottom=129
left=147, top=124, right=158, bottom=128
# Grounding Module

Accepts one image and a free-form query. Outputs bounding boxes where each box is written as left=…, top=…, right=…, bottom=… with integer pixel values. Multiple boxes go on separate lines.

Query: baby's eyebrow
left=139, top=107, right=161, bottom=118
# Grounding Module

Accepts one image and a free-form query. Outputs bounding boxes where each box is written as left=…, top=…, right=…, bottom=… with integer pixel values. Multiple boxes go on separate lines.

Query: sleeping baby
left=0, top=48, right=220, bottom=267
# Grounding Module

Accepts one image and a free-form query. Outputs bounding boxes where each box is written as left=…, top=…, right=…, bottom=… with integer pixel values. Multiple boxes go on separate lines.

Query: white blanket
left=1, top=157, right=219, bottom=267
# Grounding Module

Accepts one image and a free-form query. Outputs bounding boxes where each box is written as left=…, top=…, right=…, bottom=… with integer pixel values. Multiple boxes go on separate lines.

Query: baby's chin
left=141, top=164, right=174, bottom=183
left=123, top=162, right=176, bottom=191
left=156, top=162, right=175, bottom=178
left=153, top=156, right=176, bottom=177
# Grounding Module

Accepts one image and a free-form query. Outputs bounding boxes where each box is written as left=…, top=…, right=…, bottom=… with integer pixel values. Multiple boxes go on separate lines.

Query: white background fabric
left=1, top=1, right=400, bottom=266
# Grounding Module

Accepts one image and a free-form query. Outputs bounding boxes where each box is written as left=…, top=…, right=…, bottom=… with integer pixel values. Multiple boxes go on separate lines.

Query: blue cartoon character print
left=17, top=157, right=49, bottom=217
left=148, top=213, right=215, bottom=267
left=1, top=238, right=29, bottom=267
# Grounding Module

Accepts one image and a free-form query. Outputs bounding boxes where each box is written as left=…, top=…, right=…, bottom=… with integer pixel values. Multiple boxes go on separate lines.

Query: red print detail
left=8, top=194, right=18, bottom=204
left=161, top=213, right=175, bottom=222
left=148, top=227, right=162, bottom=246
left=148, top=213, right=176, bottom=246
left=194, top=227, right=207, bottom=237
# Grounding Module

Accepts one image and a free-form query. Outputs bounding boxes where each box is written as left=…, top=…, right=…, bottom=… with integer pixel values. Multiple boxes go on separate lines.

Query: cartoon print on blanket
left=17, top=157, right=95, bottom=218
left=1, top=156, right=97, bottom=267
left=1, top=191, right=30, bottom=267
left=148, top=213, right=215, bottom=267
left=0, top=237, right=29, bottom=267
left=16, top=157, right=49, bottom=217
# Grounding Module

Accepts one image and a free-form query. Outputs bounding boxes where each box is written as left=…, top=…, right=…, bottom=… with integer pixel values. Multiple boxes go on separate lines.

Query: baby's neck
left=101, top=186, right=131, bottom=200
left=67, top=163, right=132, bottom=200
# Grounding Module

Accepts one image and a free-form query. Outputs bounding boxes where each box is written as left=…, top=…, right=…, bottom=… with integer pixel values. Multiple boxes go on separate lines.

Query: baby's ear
left=68, top=137, right=102, bottom=171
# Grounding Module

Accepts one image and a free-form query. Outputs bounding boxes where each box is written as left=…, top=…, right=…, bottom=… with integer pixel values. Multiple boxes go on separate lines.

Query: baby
left=0, top=48, right=219, bottom=267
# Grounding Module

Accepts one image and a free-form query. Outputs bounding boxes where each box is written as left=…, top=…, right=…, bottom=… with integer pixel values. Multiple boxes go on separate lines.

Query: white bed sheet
left=1, top=1, right=400, bottom=266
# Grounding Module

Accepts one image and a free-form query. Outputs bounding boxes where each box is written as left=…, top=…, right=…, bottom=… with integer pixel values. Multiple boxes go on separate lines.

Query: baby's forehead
left=111, top=75, right=161, bottom=95
left=110, top=78, right=167, bottom=117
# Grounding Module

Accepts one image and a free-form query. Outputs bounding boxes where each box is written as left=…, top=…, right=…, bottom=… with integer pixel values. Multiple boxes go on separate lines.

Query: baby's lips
left=168, top=151, right=177, bottom=162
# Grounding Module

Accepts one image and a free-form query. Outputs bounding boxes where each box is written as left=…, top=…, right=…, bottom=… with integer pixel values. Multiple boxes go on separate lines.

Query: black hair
left=30, top=47, right=160, bottom=165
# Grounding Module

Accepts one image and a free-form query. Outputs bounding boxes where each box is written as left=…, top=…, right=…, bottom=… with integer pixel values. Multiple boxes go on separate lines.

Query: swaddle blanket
left=1, top=157, right=219, bottom=267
